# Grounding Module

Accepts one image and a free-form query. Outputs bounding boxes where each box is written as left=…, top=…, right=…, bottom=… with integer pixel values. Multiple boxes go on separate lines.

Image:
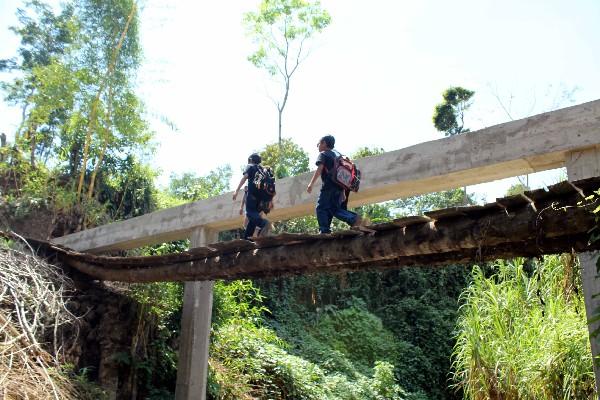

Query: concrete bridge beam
left=567, top=146, right=600, bottom=394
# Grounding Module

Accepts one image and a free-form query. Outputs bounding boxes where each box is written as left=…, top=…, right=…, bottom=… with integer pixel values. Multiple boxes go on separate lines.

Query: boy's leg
left=329, top=188, right=357, bottom=226
left=333, top=207, right=358, bottom=226
left=316, top=190, right=335, bottom=234
left=257, top=219, right=272, bottom=237
left=332, top=192, right=374, bottom=232
left=244, top=195, right=262, bottom=239
left=244, top=215, right=258, bottom=239
left=317, top=211, right=333, bottom=234
left=333, top=207, right=374, bottom=233
left=255, top=215, right=268, bottom=234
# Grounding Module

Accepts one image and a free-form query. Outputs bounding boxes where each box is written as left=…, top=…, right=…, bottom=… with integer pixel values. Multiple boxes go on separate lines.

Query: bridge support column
left=566, top=146, right=600, bottom=395
left=175, top=227, right=218, bottom=400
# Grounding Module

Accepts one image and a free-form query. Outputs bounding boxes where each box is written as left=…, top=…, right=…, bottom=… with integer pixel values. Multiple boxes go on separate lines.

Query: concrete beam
left=55, top=99, right=600, bottom=252
left=566, top=147, right=600, bottom=394
left=175, top=227, right=217, bottom=400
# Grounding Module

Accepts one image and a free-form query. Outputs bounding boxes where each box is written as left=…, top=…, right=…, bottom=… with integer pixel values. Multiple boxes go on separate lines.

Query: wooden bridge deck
left=15, top=177, right=600, bottom=282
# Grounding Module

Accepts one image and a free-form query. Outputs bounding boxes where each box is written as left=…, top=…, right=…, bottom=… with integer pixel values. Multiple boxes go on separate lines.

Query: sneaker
left=257, top=222, right=272, bottom=237
left=351, top=216, right=375, bottom=235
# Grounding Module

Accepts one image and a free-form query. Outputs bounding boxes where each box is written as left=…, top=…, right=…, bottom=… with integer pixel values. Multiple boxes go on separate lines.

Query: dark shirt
left=316, top=150, right=338, bottom=191
left=244, top=164, right=259, bottom=194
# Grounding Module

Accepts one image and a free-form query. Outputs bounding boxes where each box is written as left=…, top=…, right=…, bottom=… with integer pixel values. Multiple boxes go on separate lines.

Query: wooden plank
left=57, top=189, right=599, bottom=282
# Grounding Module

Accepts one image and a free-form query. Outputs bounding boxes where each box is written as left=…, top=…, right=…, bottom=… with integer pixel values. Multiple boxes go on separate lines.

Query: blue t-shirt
left=316, top=150, right=338, bottom=191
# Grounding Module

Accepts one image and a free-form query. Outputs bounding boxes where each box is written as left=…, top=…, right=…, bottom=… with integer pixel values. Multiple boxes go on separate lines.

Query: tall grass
left=452, top=255, right=596, bottom=400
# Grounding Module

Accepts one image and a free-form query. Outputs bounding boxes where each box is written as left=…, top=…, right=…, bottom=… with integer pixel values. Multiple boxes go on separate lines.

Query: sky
left=1, top=0, right=599, bottom=201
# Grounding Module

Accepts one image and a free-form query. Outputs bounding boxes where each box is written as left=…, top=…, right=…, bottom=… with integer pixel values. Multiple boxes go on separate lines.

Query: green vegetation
left=257, top=266, right=471, bottom=399
left=1, top=1, right=596, bottom=399
left=452, top=256, right=595, bottom=399
left=1, top=0, right=154, bottom=231
left=260, top=138, right=310, bottom=178
left=209, top=280, right=407, bottom=400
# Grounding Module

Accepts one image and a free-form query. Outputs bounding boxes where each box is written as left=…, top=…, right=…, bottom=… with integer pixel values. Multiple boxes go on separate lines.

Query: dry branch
left=0, top=238, right=83, bottom=399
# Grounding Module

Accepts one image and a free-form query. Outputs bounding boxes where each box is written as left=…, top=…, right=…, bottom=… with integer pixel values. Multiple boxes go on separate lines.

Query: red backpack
left=327, top=151, right=361, bottom=192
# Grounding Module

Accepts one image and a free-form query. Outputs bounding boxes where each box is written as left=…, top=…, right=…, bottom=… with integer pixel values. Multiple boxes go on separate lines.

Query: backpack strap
left=322, top=150, right=340, bottom=173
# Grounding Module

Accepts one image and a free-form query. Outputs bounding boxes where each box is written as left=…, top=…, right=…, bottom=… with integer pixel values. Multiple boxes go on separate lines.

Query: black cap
left=248, top=153, right=261, bottom=164
left=319, top=135, right=335, bottom=149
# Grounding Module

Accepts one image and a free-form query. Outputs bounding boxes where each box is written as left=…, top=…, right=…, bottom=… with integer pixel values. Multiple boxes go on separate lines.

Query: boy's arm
left=307, top=165, right=324, bottom=193
left=239, top=189, right=247, bottom=215
left=233, top=175, right=248, bottom=200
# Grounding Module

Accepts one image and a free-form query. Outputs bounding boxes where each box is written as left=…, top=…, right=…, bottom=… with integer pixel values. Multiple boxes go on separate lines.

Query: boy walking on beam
left=307, top=135, right=369, bottom=234
left=233, top=153, right=273, bottom=239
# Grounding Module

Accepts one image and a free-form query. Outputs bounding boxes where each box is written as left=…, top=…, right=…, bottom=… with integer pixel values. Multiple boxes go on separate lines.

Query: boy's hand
left=232, top=192, right=238, bottom=201
left=239, top=208, right=243, bottom=215
left=307, top=184, right=313, bottom=194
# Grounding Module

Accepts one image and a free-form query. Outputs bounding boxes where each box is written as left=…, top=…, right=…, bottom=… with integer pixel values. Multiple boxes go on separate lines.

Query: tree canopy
left=260, top=138, right=309, bottom=178
left=432, top=86, right=475, bottom=136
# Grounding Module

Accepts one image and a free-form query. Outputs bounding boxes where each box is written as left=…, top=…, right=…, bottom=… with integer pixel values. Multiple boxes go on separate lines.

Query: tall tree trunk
left=69, top=142, right=81, bottom=178
left=76, top=89, right=103, bottom=201
left=15, top=88, right=34, bottom=144
left=87, top=85, right=114, bottom=200
left=276, top=78, right=290, bottom=169
left=86, top=143, right=107, bottom=200
left=278, top=107, right=282, bottom=149
left=0, top=132, right=6, bottom=163
left=26, top=124, right=38, bottom=167
left=30, top=136, right=36, bottom=167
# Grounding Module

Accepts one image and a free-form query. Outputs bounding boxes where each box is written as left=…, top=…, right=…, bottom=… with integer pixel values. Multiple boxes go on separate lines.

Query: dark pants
left=316, top=188, right=357, bottom=234
left=245, top=194, right=267, bottom=239
left=341, top=189, right=350, bottom=210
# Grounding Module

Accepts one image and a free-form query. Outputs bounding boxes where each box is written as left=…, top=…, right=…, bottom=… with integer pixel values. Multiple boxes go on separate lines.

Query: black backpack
left=251, top=165, right=276, bottom=212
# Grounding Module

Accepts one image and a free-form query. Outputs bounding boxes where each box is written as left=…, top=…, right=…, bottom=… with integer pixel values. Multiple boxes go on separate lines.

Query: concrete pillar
left=175, top=227, right=218, bottom=400
left=566, top=146, right=600, bottom=395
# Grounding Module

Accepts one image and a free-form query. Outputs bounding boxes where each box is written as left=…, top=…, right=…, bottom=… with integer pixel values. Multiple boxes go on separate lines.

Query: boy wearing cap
left=233, top=153, right=270, bottom=239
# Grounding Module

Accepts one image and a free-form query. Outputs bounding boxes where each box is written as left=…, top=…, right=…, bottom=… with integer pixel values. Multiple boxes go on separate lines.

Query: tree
left=0, top=0, right=78, bottom=165
left=97, top=155, right=158, bottom=221
left=168, top=166, right=232, bottom=201
left=260, top=138, right=309, bottom=178
left=244, top=0, right=331, bottom=152
left=1, top=0, right=155, bottom=233
left=352, top=147, right=385, bottom=159
left=505, top=182, right=530, bottom=196
left=395, top=189, right=476, bottom=216
left=74, top=0, right=141, bottom=202
left=432, top=86, right=475, bottom=204
left=432, top=86, right=474, bottom=136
